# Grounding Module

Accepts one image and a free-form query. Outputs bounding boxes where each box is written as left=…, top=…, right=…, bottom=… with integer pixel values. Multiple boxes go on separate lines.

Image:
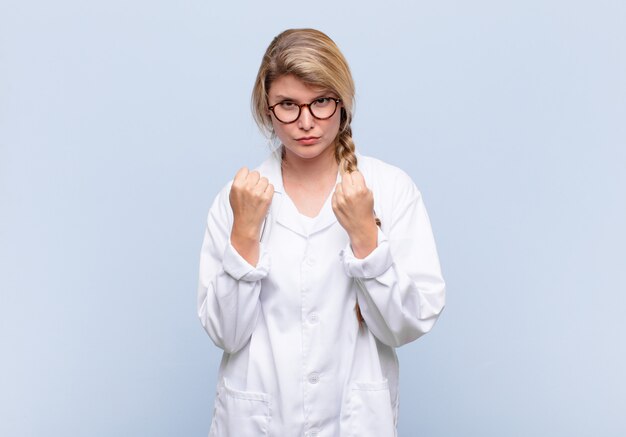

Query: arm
left=197, top=170, right=274, bottom=354
left=339, top=172, right=446, bottom=347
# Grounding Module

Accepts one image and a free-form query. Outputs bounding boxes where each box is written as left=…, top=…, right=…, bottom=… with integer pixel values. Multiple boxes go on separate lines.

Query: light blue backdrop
left=1, top=0, right=625, bottom=436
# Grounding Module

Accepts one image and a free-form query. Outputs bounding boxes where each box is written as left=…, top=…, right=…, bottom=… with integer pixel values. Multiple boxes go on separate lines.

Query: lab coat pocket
left=343, top=379, right=396, bottom=437
left=210, top=379, right=271, bottom=437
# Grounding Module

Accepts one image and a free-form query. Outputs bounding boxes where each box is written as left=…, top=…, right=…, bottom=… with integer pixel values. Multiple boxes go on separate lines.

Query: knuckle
left=236, top=167, right=248, bottom=179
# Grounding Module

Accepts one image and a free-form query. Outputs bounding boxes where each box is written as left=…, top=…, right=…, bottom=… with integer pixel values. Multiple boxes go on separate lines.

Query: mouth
left=296, top=136, right=320, bottom=145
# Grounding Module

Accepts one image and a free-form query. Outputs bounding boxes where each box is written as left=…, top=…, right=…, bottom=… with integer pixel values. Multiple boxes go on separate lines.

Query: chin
left=285, top=143, right=333, bottom=161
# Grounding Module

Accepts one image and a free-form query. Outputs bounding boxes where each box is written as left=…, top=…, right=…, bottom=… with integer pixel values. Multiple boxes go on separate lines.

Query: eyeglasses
left=268, top=97, right=341, bottom=124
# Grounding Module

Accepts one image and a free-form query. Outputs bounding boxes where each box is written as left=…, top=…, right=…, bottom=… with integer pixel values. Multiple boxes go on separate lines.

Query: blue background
left=1, top=1, right=625, bottom=436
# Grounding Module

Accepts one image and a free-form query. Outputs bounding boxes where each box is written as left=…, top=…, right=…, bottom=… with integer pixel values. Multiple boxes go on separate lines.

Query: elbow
left=220, top=339, right=248, bottom=355
left=198, top=312, right=241, bottom=354
left=199, top=316, right=245, bottom=354
left=212, top=331, right=252, bottom=355
left=367, top=320, right=421, bottom=348
left=197, top=305, right=255, bottom=355
left=389, top=304, right=446, bottom=347
left=388, top=324, right=429, bottom=348
left=372, top=328, right=423, bottom=348
left=411, top=302, right=446, bottom=341
left=387, top=332, right=414, bottom=348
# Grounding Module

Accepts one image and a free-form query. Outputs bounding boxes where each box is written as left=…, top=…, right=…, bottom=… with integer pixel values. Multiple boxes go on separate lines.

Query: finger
left=255, top=177, right=269, bottom=194
left=350, top=171, right=366, bottom=188
left=233, top=167, right=249, bottom=184
left=341, top=172, right=353, bottom=188
left=334, top=182, right=344, bottom=197
left=344, top=173, right=362, bottom=195
left=247, top=170, right=261, bottom=186
left=348, top=172, right=366, bottom=194
left=341, top=175, right=355, bottom=195
left=334, top=184, right=347, bottom=209
left=331, top=191, right=338, bottom=210
left=263, top=183, right=275, bottom=200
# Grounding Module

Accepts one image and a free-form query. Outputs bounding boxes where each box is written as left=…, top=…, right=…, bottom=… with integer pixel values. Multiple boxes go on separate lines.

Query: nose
left=297, top=105, right=315, bottom=130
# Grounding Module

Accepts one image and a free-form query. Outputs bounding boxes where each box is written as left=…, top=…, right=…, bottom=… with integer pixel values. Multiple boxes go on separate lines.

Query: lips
left=296, top=136, right=320, bottom=145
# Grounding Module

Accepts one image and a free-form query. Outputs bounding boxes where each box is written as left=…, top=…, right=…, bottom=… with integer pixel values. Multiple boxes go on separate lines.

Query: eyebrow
left=272, top=92, right=335, bottom=102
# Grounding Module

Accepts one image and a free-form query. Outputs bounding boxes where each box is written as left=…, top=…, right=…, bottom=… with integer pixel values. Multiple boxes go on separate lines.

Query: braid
left=335, top=118, right=381, bottom=327
left=335, top=120, right=381, bottom=227
left=335, top=125, right=358, bottom=174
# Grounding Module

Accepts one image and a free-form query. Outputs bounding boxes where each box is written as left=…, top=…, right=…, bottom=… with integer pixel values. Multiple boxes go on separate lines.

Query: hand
left=229, top=167, right=274, bottom=265
left=331, top=171, right=378, bottom=259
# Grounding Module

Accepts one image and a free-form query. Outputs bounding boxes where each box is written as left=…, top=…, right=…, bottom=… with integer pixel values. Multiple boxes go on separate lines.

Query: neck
left=281, top=146, right=339, bottom=183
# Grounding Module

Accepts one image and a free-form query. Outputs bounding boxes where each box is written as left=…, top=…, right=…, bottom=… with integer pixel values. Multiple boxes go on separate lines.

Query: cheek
left=328, top=116, right=342, bottom=138
left=271, top=120, right=290, bottom=141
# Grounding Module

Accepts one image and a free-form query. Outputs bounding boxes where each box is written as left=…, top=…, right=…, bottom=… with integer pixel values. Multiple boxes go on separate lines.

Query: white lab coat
left=197, top=152, right=445, bottom=437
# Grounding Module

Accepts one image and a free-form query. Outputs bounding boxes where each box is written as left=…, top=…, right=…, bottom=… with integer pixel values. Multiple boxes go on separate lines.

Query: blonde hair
left=252, top=28, right=374, bottom=326
left=251, top=28, right=358, bottom=174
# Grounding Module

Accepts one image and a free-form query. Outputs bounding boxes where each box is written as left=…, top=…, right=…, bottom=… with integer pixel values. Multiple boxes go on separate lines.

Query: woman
left=197, top=28, right=445, bottom=437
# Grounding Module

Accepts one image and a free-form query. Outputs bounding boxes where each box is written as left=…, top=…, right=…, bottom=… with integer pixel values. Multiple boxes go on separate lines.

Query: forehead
left=268, top=75, right=332, bottom=100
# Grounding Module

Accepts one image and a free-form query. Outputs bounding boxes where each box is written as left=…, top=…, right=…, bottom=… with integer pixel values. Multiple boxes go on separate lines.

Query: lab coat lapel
left=307, top=172, right=341, bottom=236
left=274, top=195, right=309, bottom=238
left=255, top=152, right=308, bottom=238
left=255, top=152, right=342, bottom=238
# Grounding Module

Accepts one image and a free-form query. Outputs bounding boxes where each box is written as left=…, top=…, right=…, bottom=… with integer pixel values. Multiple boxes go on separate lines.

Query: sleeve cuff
left=340, top=228, right=393, bottom=278
left=223, top=242, right=270, bottom=281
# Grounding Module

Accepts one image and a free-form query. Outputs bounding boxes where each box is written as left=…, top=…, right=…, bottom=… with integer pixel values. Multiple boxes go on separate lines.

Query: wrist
left=231, top=220, right=262, bottom=242
left=230, top=225, right=261, bottom=266
left=349, top=222, right=378, bottom=259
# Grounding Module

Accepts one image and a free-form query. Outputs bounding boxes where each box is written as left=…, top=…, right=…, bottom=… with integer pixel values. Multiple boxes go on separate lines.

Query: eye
left=279, top=101, right=297, bottom=109
left=313, top=97, right=332, bottom=107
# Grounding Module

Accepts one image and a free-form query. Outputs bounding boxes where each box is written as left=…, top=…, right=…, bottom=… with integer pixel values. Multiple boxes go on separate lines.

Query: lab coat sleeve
left=341, top=172, right=446, bottom=347
left=197, top=183, right=270, bottom=354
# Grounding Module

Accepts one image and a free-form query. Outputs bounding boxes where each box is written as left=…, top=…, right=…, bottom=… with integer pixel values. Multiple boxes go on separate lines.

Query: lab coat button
left=307, top=429, right=319, bottom=437
left=308, top=312, right=319, bottom=324
left=305, top=257, right=315, bottom=266
left=308, top=372, right=320, bottom=384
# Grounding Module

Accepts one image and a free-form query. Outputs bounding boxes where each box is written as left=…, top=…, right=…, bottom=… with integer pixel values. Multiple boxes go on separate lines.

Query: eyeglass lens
left=271, top=98, right=338, bottom=123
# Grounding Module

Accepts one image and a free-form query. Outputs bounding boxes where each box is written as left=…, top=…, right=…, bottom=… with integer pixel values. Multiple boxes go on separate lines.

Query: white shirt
left=197, top=153, right=445, bottom=437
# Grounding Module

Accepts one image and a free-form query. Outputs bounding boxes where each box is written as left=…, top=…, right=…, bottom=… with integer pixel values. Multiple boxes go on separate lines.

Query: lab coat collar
left=256, top=151, right=340, bottom=238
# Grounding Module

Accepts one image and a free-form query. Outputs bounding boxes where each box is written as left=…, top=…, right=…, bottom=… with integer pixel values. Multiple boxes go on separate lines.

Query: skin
left=229, top=75, right=377, bottom=265
left=331, top=171, right=378, bottom=259
left=229, top=167, right=274, bottom=266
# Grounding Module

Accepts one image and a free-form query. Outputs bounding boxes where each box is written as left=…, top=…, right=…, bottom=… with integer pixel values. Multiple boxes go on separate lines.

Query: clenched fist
left=331, top=171, right=378, bottom=259
left=229, top=167, right=274, bottom=266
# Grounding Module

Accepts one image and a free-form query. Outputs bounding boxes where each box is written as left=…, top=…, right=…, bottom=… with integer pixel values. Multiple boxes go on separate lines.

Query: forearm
left=198, top=239, right=270, bottom=353
left=348, top=220, right=378, bottom=259
left=230, top=225, right=261, bottom=266
left=354, top=265, right=445, bottom=347
left=198, top=269, right=263, bottom=353
left=197, top=183, right=270, bottom=353
left=342, top=227, right=445, bottom=347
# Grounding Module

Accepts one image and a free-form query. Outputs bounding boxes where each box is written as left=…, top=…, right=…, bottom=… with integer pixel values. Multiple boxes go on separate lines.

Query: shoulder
left=358, top=154, right=404, bottom=174
left=357, top=154, right=420, bottom=195
left=357, top=155, right=430, bottom=237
